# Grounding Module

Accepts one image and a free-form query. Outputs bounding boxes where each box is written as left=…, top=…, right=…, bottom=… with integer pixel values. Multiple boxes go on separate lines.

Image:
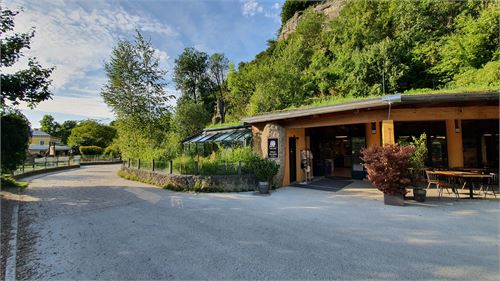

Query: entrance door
left=289, top=137, right=297, bottom=183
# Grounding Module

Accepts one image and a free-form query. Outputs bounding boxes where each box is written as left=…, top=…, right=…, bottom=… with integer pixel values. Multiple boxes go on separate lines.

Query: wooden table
left=433, top=171, right=492, bottom=199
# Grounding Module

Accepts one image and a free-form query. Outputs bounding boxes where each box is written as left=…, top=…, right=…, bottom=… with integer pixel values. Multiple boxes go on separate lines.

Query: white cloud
left=5, top=0, right=176, bottom=92
left=242, top=0, right=264, bottom=16
left=4, top=0, right=176, bottom=120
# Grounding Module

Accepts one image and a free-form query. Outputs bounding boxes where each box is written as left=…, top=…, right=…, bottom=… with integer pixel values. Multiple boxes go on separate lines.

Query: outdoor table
left=433, top=171, right=492, bottom=199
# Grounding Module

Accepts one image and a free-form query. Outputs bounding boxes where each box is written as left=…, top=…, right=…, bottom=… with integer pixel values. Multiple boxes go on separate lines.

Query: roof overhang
left=241, top=93, right=498, bottom=124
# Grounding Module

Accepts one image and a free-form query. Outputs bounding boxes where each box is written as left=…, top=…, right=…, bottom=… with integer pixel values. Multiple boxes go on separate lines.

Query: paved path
left=8, top=165, right=500, bottom=280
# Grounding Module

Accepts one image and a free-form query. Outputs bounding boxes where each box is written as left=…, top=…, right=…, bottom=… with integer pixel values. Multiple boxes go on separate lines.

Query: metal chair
left=481, top=173, right=498, bottom=198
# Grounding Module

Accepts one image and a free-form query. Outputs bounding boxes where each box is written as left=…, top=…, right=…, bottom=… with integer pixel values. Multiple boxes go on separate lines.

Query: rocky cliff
left=278, top=0, right=344, bottom=41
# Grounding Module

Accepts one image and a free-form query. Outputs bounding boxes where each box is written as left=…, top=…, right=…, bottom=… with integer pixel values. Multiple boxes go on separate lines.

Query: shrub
left=1, top=110, right=30, bottom=173
left=79, top=145, right=104, bottom=155
left=362, top=144, right=415, bottom=196
left=104, top=142, right=121, bottom=158
left=248, top=157, right=280, bottom=182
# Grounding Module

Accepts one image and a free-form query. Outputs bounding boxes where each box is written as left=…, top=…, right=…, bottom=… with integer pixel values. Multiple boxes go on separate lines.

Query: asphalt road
left=8, top=165, right=500, bottom=280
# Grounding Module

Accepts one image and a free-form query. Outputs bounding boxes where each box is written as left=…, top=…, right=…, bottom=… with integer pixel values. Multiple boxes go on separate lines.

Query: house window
left=40, top=140, right=45, bottom=145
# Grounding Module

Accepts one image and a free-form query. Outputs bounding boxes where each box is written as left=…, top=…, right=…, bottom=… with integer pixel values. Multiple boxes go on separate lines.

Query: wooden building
left=242, top=93, right=499, bottom=186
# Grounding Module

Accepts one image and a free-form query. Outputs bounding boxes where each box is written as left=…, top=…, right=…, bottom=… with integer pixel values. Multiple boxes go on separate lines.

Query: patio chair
left=426, top=170, right=447, bottom=198
left=481, top=173, right=498, bottom=198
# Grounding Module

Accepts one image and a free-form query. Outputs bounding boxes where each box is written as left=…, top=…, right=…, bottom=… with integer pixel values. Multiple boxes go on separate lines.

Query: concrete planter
left=413, top=188, right=427, bottom=202
left=384, top=194, right=405, bottom=206
left=258, top=181, right=270, bottom=194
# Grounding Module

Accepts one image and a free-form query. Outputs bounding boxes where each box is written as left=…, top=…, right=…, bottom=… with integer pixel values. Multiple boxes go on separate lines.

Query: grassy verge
left=1, top=175, right=28, bottom=189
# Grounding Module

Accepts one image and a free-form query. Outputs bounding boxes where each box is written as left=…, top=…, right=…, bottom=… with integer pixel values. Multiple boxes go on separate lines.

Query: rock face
left=260, top=123, right=286, bottom=187
left=278, top=0, right=344, bottom=41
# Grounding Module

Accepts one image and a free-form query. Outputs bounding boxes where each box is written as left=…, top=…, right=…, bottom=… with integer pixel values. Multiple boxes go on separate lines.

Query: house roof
left=29, top=144, right=71, bottom=151
left=32, top=129, right=51, bottom=137
left=241, top=93, right=499, bottom=124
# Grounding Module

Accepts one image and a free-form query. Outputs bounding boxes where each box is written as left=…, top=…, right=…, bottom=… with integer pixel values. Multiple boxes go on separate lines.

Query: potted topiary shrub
left=407, top=134, right=428, bottom=202
left=362, top=144, right=415, bottom=206
left=249, top=157, right=280, bottom=194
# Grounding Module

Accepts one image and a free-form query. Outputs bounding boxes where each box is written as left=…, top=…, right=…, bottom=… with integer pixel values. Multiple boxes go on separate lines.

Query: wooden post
left=194, top=161, right=198, bottom=175
left=138, top=159, right=141, bottom=170
left=152, top=159, right=155, bottom=172
left=446, top=119, right=464, bottom=168
left=169, top=160, right=173, bottom=174
left=33, top=160, right=35, bottom=170
left=128, top=159, right=131, bottom=168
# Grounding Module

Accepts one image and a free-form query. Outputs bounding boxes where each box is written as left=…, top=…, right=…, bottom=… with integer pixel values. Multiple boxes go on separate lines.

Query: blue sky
left=5, top=0, right=284, bottom=127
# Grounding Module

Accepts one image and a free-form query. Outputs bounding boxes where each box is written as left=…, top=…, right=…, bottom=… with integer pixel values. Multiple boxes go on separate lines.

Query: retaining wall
left=120, top=167, right=257, bottom=192
left=13, top=165, right=80, bottom=180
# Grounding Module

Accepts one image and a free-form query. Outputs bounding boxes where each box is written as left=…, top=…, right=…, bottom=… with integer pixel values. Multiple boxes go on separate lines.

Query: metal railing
left=12, top=156, right=82, bottom=176
left=124, top=159, right=251, bottom=176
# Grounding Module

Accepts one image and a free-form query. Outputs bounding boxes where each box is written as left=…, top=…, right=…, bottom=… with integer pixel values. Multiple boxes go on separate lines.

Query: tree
left=1, top=9, right=54, bottom=108
left=40, top=114, right=59, bottom=135
left=208, top=53, right=229, bottom=123
left=172, top=100, right=211, bottom=140
left=101, top=30, right=173, bottom=160
left=54, top=120, right=78, bottom=144
left=173, top=48, right=211, bottom=105
left=67, top=120, right=117, bottom=149
left=1, top=109, right=31, bottom=173
left=280, top=0, right=319, bottom=27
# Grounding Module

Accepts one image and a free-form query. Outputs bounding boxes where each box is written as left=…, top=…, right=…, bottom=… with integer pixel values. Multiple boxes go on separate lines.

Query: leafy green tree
left=1, top=9, right=54, bottom=108
left=40, top=114, right=59, bottom=135
left=1, top=109, right=31, bottom=173
left=67, top=120, right=116, bottom=149
left=208, top=53, right=229, bottom=123
left=173, top=99, right=211, bottom=140
left=280, top=0, right=319, bottom=26
left=55, top=120, right=78, bottom=144
left=101, top=30, right=173, bottom=161
left=173, top=48, right=211, bottom=104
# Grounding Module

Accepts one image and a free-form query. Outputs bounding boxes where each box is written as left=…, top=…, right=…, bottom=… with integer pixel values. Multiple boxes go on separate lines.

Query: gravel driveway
left=6, top=164, right=500, bottom=280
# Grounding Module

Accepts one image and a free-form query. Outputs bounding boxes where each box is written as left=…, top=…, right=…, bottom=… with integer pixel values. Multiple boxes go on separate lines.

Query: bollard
left=152, top=159, right=155, bottom=172
left=56, top=156, right=58, bottom=167
left=169, top=160, right=173, bottom=174
left=128, top=159, right=131, bottom=168
left=138, top=159, right=141, bottom=170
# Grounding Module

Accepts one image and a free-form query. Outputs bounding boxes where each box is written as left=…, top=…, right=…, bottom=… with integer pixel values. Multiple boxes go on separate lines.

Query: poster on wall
left=268, top=138, right=278, bottom=158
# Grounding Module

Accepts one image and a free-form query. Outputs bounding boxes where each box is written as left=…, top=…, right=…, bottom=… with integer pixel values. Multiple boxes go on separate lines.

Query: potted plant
left=406, top=134, right=428, bottom=202
left=249, top=157, right=279, bottom=194
left=362, top=144, right=415, bottom=206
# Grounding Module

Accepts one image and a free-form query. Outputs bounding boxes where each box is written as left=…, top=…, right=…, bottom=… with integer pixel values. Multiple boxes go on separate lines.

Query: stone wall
left=120, top=167, right=257, bottom=193
left=260, top=123, right=286, bottom=187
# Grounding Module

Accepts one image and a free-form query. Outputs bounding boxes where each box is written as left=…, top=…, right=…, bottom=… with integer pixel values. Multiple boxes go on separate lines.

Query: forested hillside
left=225, top=0, right=499, bottom=120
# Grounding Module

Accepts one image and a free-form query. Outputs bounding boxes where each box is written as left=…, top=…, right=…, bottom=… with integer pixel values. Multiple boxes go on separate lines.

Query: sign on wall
left=382, top=120, right=395, bottom=145
left=268, top=138, right=278, bottom=158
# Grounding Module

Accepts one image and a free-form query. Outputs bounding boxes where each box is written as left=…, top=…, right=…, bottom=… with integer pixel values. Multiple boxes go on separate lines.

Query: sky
left=4, top=0, right=284, bottom=127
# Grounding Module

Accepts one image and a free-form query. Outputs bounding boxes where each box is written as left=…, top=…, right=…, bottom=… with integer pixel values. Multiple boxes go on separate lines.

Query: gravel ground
left=8, top=164, right=500, bottom=280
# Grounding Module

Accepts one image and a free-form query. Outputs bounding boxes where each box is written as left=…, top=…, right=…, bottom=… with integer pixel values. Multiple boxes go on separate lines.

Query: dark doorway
left=308, top=124, right=365, bottom=178
left=462, top=119, right=499, bottom=170
left=289, top=137, right=297, bottom=183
